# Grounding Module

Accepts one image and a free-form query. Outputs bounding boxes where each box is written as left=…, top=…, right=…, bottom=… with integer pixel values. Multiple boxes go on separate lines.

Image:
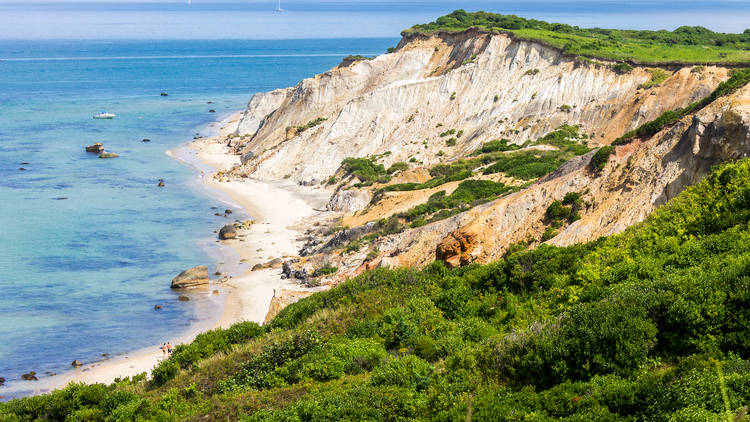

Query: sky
left=0, top=1, right=748, bottom=39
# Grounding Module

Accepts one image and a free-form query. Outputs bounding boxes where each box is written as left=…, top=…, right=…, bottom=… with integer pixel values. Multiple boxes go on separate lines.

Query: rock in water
left=178, top=295, right=190, bottom=302
left=85, top=142, right=104, bottom=153
left=218, top=224, right=237, bottom=240
left=21, top=372, right=38, bottom=381
left=171, top=265, right=209, bottom=288
left=157, top=179, right=165, bottom=187
left=98, top=152, right=119, bottom=159
left=208, top=109, right=216, bottom=113
left=160, top=92, right=168, bottom=96
left=72, top=360, right=82, bottom=367
left=142, top=138, right=151, bottom=142
left=0, top=377, right=5, bottom=385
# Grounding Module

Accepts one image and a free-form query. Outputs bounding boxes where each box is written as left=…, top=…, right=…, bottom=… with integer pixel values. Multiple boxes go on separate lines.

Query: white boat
left=93, top=112, right=115, bottom=119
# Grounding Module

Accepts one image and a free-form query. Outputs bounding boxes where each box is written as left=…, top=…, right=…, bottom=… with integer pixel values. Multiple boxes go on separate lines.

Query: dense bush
left=589, top=145, right=615, bottom=174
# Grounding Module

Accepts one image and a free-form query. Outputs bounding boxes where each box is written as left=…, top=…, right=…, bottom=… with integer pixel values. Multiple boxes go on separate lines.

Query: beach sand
left=14, top=112, right=329, bottom=395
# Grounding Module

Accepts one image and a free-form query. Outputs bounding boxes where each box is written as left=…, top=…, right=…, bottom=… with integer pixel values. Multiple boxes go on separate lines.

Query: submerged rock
left=170, top=265, right=209, bottom=288
left=21, top=372, right=38, bottom=381
left=98, top=152, right=119, bottom=159
left=178, top=295, right=190, bottom=302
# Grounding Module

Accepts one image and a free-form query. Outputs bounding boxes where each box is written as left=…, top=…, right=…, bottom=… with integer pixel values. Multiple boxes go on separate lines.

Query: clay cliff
left=214, top=29, right=750, bottom=286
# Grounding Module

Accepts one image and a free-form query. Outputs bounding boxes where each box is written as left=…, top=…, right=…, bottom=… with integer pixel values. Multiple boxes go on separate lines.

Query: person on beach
left=160, top=343, right=167, bottom=355
left=167, top=342, right=173, bottom=355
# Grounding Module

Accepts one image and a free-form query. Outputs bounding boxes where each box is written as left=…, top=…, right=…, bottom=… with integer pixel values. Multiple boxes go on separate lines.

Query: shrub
left=370, top=355, right=433, bottom=391
left=559, top=104, right=572, bottom=113
left=477, top=139, right=521, bottom=153
left=342, top=157, right=389, bottom=184
left=613, top=62, right=633, bottom=74
left=445, top=137, right=457, bottom=146
left=590, top=145, right=616, bottom=174
left=387, top=162, right=409, bottom=174
left=294, top=117, right=327, bottom=133
left=524, top=68, right=540, bottom=76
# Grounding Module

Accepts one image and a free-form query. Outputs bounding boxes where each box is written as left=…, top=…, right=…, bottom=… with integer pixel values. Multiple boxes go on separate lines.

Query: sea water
left=0, top=38, right=395, bottom=397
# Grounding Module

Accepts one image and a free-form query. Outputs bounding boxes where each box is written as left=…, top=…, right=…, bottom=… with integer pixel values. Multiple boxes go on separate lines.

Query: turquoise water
left=0, top=38, right=395, bottom=396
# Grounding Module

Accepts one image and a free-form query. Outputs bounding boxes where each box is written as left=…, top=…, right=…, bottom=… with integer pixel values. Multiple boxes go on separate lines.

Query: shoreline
left=4, top=111, right=329, bottom=397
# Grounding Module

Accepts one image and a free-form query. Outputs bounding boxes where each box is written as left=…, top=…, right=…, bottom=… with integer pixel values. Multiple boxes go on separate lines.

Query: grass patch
left=405, top=10, right=750, bottom=64
left=639, top=68, right=671, bottom=89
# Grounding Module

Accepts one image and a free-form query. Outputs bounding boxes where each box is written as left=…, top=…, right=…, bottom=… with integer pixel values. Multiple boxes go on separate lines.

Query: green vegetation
left=340, top=154, right=403, bottom=186
left=406, top=10, right=750, bottom=64
left=589, top=145, right=616, bottom=175
left=483, top=124, right=590, bottom=180
left=292, top=117, right=327, bottom=134
left=402, top=179, right=513, bottom=227
left=445, top=137, right=457, bottom=146
left=7, top=159, right=750, bottom=420
left=475, top=138, right=521, bottom=153
left=315, top=265, right=339, bottom=276
left=544, top=191, right=585, bottom=240
left=438, top=129, right=456, bottom=137
left=639, top=68, right=671, bottom=89
left=523, top=68, right=540, bottom=76
left=342, top=54, right=374, bottom=62
left=614, top=68, right=750, bottom=145
left=559, top=104, right=572, bottom=113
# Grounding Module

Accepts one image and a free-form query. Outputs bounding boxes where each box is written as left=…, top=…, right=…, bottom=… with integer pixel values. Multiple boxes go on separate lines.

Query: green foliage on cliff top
left=405, top=9, right=750, bottom=64
left=6, top=155, right=750, bottom=421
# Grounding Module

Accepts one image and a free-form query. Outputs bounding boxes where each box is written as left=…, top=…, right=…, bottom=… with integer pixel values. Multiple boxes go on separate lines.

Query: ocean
left=0, top=38, right=396, bottom=397
left=1, top=0, right=748, bottom=399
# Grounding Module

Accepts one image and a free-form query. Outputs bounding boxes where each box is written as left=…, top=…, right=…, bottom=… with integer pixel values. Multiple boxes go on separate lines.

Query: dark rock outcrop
left=219, top=224, right=237, bottom=240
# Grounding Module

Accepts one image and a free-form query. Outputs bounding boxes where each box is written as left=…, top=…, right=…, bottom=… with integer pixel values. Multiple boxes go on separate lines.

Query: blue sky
left=0, top=1, right=747, bottom=39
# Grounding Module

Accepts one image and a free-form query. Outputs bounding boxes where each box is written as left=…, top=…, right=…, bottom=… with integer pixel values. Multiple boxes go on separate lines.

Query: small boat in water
left=93, top=112, right=115, bottom=119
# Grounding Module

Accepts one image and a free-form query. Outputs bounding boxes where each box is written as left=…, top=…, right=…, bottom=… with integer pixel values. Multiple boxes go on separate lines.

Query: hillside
left=3, top=11, right=750, bottom=421
left=3, top=157, right=750, bottom=421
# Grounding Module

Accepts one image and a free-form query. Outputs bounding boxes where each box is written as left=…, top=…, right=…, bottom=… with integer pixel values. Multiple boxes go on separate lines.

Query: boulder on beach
left=72, top=360, right=82, bottom=367
left=98, top=152, right=119, bottom=159
left=219, top=224, right=237, bottom=240
left=85, top=142, right=104, bottom=153
left=171, top=265, right=209, bottom=289
left=21, top=372, right=38, bottom=381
